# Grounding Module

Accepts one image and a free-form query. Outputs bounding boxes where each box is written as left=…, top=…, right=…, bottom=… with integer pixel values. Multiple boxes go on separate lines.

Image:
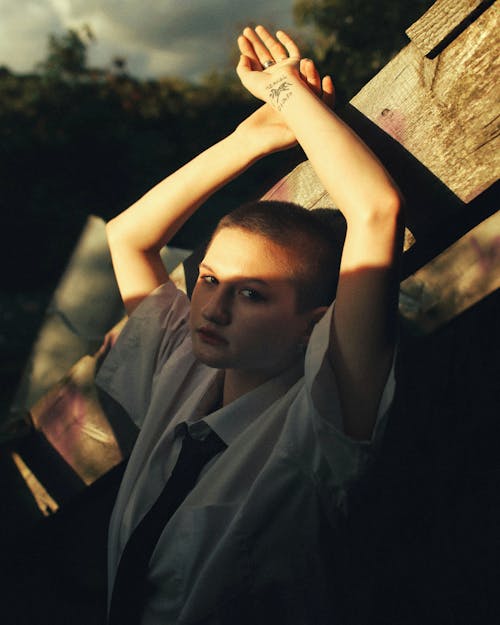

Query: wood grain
left=406, top=0, right=487, bottom=55
left=352, top=2, right=499, bottom=202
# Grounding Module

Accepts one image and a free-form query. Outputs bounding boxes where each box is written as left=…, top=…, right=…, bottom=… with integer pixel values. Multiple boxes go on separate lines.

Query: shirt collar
left=202, top=361, right=303, bottom=446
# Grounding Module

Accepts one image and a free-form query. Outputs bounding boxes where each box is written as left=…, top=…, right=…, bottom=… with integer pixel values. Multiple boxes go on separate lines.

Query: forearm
left=275, top=79, right=402, bottom=439
left=107, top=130, right=262, bottom=312
left=269, top=73, right=401, bottom=226
left=107, top=132, right=260, bottom=254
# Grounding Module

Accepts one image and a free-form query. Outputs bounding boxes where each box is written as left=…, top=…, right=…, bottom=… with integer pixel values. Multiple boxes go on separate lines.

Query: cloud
left=0, top=0, right=64, bottom=72
left=0, top=0, right=295, bottom=79
left=66, top=0, right=292, bottom=46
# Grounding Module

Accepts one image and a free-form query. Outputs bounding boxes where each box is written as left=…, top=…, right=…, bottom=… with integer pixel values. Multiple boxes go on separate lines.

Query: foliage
left=36, top=27, right=93, bottom=80
left=0, top=31, right=263, bottom=291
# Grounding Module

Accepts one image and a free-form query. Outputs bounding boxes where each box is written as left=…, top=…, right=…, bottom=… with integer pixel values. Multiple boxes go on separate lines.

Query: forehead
left=203, top=227, right=296, bottom=281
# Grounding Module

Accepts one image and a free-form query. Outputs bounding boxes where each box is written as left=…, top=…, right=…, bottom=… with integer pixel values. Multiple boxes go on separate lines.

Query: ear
left=301, top=305, right=328, bottom=342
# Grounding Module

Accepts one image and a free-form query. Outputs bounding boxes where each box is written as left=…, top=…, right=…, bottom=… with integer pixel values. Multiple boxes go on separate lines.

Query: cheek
left=243, top=311, right=301, bottom=347
left=189, top=286, right=204, bottom=314
left=189, top=295, right=201, bottom=332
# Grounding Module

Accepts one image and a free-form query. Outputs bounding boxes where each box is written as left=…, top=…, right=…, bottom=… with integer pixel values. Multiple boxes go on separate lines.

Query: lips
left=196, top=326, right=228, bottom=345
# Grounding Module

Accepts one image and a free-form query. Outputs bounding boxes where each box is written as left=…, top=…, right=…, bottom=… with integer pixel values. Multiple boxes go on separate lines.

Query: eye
left=239, top=288, right=264, bottom=301
left=200, top=274, right=218, bottom=286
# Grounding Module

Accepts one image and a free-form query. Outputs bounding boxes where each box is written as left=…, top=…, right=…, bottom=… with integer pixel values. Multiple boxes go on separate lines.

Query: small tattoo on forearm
left=267, top=76, right=293, bottom=111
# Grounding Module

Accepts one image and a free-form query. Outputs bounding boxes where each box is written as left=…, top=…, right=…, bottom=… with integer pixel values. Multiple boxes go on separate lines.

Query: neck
left=222, top=362, right=295, bottom=407
left=222, top=370, right=260, bottom=406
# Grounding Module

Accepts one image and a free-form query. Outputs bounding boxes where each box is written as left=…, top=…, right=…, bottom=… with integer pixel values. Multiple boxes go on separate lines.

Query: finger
left=299, top=58, right=316, bottom=93
left=321, top=75, right=335, bottom=108
left=243, top=27, right=275, bottom=67
left=238, top=34, right=260, bottom=66
left=254, top=25, right=289, bottom=62
left=236, top=53, right=259, bottom=78
left=275, top=30, right=301, bottom=59
left=300, top=58, right=321, bottom=95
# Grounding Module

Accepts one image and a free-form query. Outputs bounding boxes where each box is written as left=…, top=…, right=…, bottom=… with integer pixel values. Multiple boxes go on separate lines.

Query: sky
left=0, top=0, right=297, bottom=81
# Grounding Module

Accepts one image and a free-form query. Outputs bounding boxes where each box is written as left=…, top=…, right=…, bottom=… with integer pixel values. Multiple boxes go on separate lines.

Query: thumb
left=236, top=54, right=256, bottom=76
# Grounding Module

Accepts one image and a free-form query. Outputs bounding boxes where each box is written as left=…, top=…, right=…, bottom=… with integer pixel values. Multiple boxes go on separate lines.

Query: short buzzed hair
left=211, top=200, right=346, bottom=312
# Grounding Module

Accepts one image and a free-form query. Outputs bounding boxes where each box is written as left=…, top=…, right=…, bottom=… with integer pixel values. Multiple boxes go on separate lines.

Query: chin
left=192, top=345, right=228, bottom=369
left=197, top=357, right=225, bottom=370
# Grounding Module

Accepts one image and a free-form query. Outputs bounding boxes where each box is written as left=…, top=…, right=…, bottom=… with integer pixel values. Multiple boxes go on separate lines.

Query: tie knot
left=175, top=422, right=226, bottom=461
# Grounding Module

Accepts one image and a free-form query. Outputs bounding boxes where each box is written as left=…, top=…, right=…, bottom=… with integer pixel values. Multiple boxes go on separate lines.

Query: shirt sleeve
left=305, top=301, right=397, bottom=445
left=96, top=281, right=191, bottom=427
left=302, top=303, right=397, bottom=514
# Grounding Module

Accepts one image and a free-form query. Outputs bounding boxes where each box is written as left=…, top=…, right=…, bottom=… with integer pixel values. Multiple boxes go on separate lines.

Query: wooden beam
left=406, top=0, right=491, bottom=56
left=351, top=1, right=499, bottom=202
left=399, top=211, right=500, bottom=334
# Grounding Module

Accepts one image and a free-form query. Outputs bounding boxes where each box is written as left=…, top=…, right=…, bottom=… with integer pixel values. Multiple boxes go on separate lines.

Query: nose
left=202, top=290, right=231, bottom=326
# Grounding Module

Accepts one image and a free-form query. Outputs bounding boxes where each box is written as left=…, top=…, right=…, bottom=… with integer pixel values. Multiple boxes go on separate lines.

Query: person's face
left=190, top=227, right=322, bottom=381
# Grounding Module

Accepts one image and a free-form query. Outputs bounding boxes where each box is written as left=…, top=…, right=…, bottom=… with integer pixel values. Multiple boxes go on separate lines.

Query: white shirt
left=96, top=280, right=395, bottom=624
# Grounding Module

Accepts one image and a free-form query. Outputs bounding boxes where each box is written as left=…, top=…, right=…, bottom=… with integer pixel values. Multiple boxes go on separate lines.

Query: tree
left=37, top=27, right=94, bottom=81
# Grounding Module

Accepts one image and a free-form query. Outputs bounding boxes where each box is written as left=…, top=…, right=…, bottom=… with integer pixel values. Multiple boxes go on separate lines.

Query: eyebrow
left=198, top=262, right=271, bottom=286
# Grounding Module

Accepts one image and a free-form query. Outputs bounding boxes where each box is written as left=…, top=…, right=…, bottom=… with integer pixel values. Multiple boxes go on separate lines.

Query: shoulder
left=95, top=282, right=192, bottom=424
left=129, top=280, right=190, bottom=322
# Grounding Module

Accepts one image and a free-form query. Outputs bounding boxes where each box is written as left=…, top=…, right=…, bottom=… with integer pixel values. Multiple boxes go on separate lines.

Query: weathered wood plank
left=11, top=451, right=59, bottom=516
left=351, top=2, right=499, bottom=202
left=406, top=0, right=488, bottom=55
left=399, top=210, right=500, bottom=334
left=262, top=159, right=337, bottom=209
left=29, top=354, right=124, bottom=485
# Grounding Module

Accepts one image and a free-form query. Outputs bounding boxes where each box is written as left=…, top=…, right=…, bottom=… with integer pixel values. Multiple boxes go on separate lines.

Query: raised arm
left=106, top=65, right=333, bottom=315
left=238, top=27, right=404, bottom=440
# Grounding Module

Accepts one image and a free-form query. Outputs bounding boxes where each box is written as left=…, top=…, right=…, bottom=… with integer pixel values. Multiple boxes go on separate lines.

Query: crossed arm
left=106, top=26, right=403, bottom=440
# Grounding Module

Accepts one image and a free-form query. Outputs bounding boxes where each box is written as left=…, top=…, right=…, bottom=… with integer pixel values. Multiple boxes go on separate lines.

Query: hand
left=235, top=104, right=297, bottom=155
left=237, top=26, right=334, bottom=110
left=235, top=26, right=334, bottom=154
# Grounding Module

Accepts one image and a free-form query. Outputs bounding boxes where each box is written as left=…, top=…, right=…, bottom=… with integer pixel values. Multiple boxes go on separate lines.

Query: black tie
left=108, top=422, right=226, bottom=625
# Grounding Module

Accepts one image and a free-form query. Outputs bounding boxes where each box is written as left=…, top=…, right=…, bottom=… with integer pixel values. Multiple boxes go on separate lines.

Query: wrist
left=231, top=123, right=270, bottom=162
left=264, top=69, right=303, bottom=113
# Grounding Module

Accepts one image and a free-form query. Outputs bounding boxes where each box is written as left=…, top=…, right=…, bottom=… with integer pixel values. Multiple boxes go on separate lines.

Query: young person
left=97, top=26, right=403, bottom=625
